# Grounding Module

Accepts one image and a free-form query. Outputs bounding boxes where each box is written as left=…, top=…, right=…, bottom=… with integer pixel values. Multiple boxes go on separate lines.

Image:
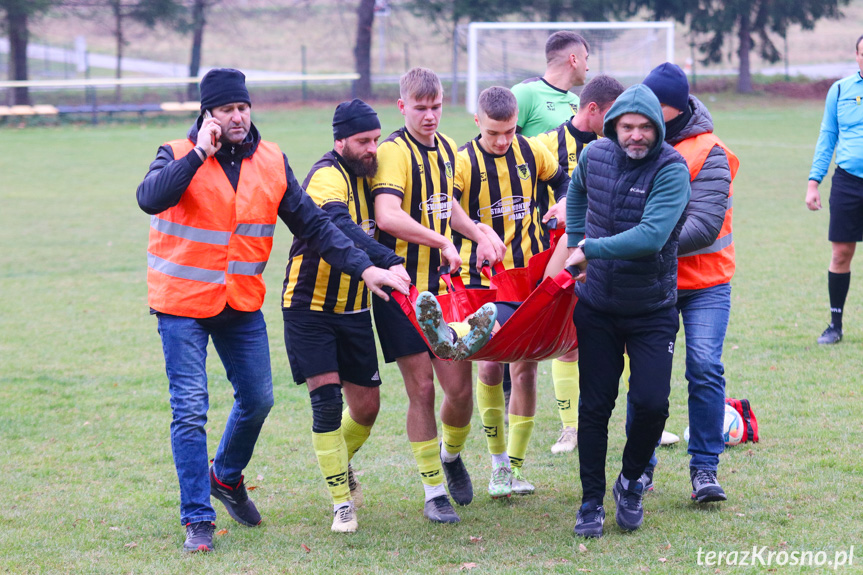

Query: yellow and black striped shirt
left=370, top=127, right=458, bottom=295
left=534, top=119, right=598, bottom=220
left=453, top=134, right=567, bottom=287
left=282, top=151, right=375, bottom=314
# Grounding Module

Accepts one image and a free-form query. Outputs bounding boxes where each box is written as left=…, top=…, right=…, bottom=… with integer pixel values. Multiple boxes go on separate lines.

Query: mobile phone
left=203, top=109, right=216, bottom=146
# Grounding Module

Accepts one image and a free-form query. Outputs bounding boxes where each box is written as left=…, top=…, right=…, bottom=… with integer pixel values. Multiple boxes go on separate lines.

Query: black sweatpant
left=573, top=302, right=679, bottom=505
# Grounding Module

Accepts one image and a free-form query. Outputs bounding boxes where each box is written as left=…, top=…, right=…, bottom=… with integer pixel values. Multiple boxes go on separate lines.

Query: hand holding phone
left=203, top=110, right=217, bottom=146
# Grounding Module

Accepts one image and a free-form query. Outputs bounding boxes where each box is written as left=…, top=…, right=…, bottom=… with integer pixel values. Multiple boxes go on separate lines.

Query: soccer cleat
left=441, top=453, right=473, bottom=506
left=639, top=469, right=655, bottom=493
left=183, top=521, right=215, bottom=553
left=487, top=461, right=513, bottom=499
left=423, top=494, right=460, bottom=523
left=416, top=291, right=457, bottom=359
left=613, top=474, right=645, bottom=531
left=453, top=303, right=497, bottom=360
left=331, top=503, right=358, bottom=533
left=210, top=466, right=262, bottom=527
left=511, top=467, right=535, bottom=495
left=817, top=323, right=843, bottom=345
left=660, top=430, right=680, bottom=445
left=690, top=468, right=727, bottom=503
left=573, top=502, right=605, bottom=538
left=347, top=464, right=363, bottom=508
left=551, top=426, right=578, bottom=454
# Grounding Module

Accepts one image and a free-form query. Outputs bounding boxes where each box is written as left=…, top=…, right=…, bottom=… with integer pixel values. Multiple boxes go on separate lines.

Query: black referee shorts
left=829, top=166, right=863, bottom=243
left=282, top=308, right=381, bottom=387
left=371, top=294, right=433, bottom=364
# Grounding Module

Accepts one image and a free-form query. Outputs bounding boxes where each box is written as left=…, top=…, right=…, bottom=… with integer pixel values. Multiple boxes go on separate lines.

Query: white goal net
left=465, top=22, right=675, bottom=114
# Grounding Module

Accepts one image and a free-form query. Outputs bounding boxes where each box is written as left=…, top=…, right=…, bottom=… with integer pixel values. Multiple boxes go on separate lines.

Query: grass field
left=1, top=94, right=862, bottom=574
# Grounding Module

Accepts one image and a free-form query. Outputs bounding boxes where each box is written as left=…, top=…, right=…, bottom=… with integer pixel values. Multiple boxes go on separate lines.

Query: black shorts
left=371, top=294, right=433, bottom=363
left=829, top=167, right=863, bottom=243
left=282, top=309, right=381, bottom=387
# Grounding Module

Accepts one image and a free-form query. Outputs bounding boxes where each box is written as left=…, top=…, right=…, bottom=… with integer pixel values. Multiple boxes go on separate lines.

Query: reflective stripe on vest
left=146, top=138, right=287, bottom=318
left=675, top=133, right=739, bottom=291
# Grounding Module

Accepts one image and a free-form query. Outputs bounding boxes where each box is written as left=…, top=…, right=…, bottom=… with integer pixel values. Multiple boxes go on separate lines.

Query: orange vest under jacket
left=147, top=139, right=287, bottom=318
left=676, top=133, right=739, bottom=291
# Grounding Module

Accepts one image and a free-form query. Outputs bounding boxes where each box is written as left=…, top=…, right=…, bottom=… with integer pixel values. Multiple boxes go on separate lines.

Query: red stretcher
left=393, top=230, right=579, bottom=363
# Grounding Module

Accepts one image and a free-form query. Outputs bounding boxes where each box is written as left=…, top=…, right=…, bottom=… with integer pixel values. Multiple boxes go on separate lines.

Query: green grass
left=2, top=95, right=862, bottom=574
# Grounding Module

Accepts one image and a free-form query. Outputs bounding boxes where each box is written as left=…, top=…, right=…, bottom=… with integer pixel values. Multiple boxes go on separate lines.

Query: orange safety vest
left=146, top=139, right=287, bottom=318
left=675, top=133, right=739, bottom=291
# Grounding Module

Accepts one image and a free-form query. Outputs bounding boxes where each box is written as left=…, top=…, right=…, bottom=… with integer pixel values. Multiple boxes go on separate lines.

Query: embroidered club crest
left=516, top=163, right=530, bottom=180
left=546, top=102, right=556, bottom=111
left=444, top=161, right=453, bottom=179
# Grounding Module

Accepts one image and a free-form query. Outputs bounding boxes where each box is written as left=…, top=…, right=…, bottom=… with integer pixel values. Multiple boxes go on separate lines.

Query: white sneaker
left=660, top=430, right=680, bottom=446
left=331, top=503, right=358, bottom=533
left=347, top=464, right=363, bottom=507
left=551, top=426, right=578, bottom=454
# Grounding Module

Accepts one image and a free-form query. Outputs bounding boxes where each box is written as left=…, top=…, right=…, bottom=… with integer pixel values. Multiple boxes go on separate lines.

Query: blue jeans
left=626, top=282, right=730, bottom=473
left=157, top=308, right=274, bottom=525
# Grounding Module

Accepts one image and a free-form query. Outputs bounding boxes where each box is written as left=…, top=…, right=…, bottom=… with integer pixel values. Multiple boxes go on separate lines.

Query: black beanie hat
left=200, top=68, right=251, bottom=111
left=332, top=99, right=381, bottom=140
left=642, top=63, right=689, bottom=112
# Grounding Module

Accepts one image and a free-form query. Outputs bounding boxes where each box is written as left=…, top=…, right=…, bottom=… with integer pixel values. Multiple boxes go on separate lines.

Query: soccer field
left=1, top=96, right=860, bottom=574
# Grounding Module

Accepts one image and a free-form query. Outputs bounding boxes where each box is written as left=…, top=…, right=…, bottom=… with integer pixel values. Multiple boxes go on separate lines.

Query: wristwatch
left=577, top=238, right=587, bottom=256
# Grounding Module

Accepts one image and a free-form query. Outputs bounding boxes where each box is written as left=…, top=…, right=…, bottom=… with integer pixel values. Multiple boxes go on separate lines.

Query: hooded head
left=602, top=84, right=666, bottom=161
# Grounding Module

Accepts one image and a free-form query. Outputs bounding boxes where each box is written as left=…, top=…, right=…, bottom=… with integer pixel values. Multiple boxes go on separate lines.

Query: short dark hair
left=579, top=75, right=625, bottom=110
left=477, top=86, right=518, bottom=121
left=856, top=34, right=863, bottom=53
left=545, top=31, right=589, bottom=62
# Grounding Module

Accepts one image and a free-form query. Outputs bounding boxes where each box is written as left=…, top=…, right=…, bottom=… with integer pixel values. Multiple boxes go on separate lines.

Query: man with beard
left=281, top=99, right=410, bottom=533
left=564, top=84, right=691, bottom=537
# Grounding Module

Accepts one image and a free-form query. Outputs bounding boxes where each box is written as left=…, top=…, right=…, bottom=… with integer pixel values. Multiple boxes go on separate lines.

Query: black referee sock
left=828, top=271, right=851, bottom=330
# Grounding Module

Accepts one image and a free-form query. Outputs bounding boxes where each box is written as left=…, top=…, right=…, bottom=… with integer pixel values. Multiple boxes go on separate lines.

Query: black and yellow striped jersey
left=282, top=151, right=375, bottom=314
left=534, top=119, right=598, bottom=220
left=453, top=134, right=567, bottom=287
left=370, top=127, right=458, bottom=295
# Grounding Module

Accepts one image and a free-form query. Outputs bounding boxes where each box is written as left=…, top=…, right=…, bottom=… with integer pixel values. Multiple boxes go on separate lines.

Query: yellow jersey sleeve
left=305, top=165, right=348, bottom=208
left=530, top=136, right=561, bottom=182
left=370, top=140, right=408, bottom=198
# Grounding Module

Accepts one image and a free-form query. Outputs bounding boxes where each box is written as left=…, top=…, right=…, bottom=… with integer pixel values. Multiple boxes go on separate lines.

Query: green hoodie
left=565, top=84, right=691, bottom=260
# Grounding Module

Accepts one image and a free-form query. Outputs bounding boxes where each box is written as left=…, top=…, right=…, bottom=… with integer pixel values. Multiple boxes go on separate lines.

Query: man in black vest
left=564, top=84, right=691, bottom=538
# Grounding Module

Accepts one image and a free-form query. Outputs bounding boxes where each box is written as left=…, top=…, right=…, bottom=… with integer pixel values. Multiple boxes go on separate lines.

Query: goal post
left=465, top=21, right=674, bottom=114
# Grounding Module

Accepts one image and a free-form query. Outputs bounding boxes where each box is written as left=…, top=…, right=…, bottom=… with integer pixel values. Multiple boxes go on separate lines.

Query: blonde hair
left=399, top=67, right=443, bottom=101
left=477, top=86, right=518, bottom=121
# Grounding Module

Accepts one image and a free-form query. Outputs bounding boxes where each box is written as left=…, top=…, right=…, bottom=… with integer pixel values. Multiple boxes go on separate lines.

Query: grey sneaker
left=817, top=323, right=843, bottom=345
left=639, top=469, right=654, bottom=492
left=210, top=467, right=261, bottom=527
left=573, top=502, right=605, bottom=538
left=183, top=521, right=215, bottom=553
left=612, top=474, right=644, bottom=531
left=511, top=467, right=535, bottom=495
left=423, top=495, right=460, bottom=523
left=690, top=468, right=727, bottom=503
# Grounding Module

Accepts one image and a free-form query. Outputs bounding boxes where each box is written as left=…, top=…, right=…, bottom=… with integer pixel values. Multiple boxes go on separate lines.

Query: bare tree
left=0, top=0, right=57, bottom=105
left=354, top=0, right=376, bottom=100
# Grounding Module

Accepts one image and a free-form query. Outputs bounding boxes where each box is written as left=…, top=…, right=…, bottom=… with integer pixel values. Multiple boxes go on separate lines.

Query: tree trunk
left=354, top=0, right=376, bottom=100
left=113, top=0, right=124, bottom=102
left=187, top=0, right=206, bottom=101
left=737, top=11, right=753, bottom=93
left=7, top=6, right=31, bottom=105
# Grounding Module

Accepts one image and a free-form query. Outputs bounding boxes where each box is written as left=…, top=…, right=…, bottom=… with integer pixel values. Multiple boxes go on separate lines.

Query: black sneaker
left=817, top=324, right=843, bottom=345
left=210, top=466, right=261, bottom=527
left=690, top=468, right=727, bottom=503
left=183, top=521, right=215, bottom=553
left=423, top=494, right=461, bottom=523
left=573, top=501, right=605, bottom=538
left=441, top=452, right=473, bottom=506
left=639, top=469, right=654, bottom=493
left=612, top=474, right=644, bottom=531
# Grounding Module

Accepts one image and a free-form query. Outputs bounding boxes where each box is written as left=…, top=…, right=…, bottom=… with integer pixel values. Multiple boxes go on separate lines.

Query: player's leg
left=550, top=351, right=580, bottom=454
left=477, top=361, right=511, bottom=498
left=508, top=360, right=538, bottom=494
left=434, top=357, right=476, bottom=505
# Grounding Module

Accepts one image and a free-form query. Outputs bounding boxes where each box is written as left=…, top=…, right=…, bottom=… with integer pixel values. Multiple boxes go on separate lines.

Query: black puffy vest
left=576, top=138, right=687, bottom=315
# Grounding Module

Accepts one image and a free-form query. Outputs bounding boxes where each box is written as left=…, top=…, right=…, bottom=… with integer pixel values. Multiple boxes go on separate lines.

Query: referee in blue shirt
left=806, top=34, right=863, bottom=345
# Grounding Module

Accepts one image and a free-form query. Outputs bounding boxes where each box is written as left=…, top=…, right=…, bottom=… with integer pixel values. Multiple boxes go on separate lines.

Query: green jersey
left=511, top=77, right=580, bottom=137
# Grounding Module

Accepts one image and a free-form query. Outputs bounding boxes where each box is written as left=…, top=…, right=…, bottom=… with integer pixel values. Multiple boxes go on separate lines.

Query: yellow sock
left=476, top=377, right=506, bottom=455
left=341, top=408, right=372, bottom=461
left=441, top=422, right=471, bottom=456
left=552, top=359, right=579, bottom=428
left=410, top=439, right=444, bottom=486
left=312, top=430, right=350, bottom=505
left=622, top=352, right=631, bottom=390
left=507, top=414, right=535, bottom=469
left=450, top=322, right=469, bottom=339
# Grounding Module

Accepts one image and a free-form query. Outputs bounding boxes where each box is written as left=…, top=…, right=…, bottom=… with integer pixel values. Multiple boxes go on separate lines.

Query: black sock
left=828, top=271, right=851, bottom=330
